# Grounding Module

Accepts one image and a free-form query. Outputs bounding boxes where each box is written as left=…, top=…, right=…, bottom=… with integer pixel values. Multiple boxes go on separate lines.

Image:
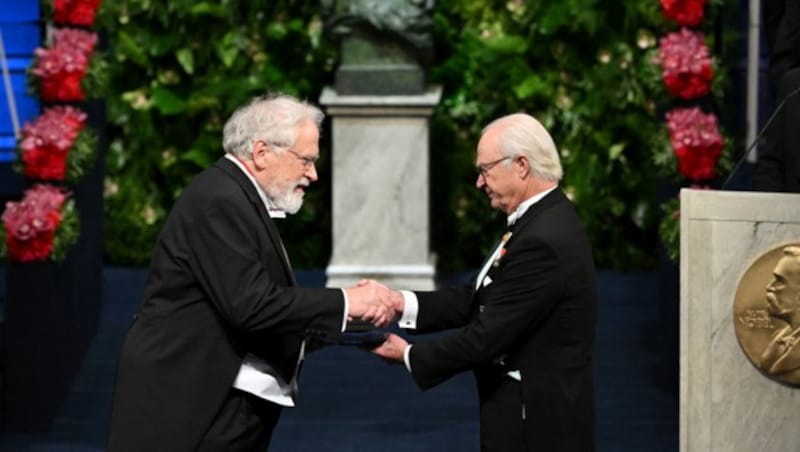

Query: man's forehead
left=476, top=136, right=501, bottom=162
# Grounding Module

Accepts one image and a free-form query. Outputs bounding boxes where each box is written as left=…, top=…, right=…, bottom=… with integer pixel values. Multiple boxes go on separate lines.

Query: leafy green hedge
left=98, top=0, right=734, bottom=271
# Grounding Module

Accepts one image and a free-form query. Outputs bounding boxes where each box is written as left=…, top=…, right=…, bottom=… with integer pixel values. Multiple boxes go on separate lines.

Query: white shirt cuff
left=403, top=344, right=413, bottom=373
left=340, top=288, right=349, bottom=332
left=398, top=290, right=419, bottom=329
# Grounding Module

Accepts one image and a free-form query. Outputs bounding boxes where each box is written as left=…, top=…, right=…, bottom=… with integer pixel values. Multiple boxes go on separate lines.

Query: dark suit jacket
left=409, top=189, right=597, bottom=452
left=752, top=67, right=800, bottom=192
left=107, top=157, right=345, bottom=451
left=763, top=0, right=800, bottom=88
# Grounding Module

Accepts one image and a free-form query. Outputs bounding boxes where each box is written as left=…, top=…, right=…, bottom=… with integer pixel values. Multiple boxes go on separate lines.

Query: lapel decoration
left=492, top=231, right=513, bottom=268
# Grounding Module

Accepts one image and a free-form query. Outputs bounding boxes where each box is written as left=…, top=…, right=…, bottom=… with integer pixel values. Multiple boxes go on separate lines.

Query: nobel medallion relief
left=734, top=244, right=800, bottom=385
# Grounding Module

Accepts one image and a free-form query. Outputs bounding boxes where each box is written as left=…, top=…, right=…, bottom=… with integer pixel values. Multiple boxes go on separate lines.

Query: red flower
left=661, top=0, right=707, bottom=27
left=30, top=28, right=97, bottom=102
left=665, top=107, right=724, bottom=181
left=53, top=0, right=102, bottom=27
left=32, top=45, right=89, bottom=102
left=658, top=28, right=714, bottom=100
left=2, top=185, right=69, bottom=262
left=19, top=106, right=87, bottom=182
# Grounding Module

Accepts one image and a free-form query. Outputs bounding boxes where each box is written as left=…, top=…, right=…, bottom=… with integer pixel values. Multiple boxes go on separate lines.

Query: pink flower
left=53, top=28, right=98, bottom=55
left=30, top=28, right=98, bottom=102
left=658, top=28, right=714, bottom=100
left=19, top=106, right=87, bottom=182
left=1, top=185, right=70, bottom=262
left=31, top=45, right=90, bottom=102
left=665, top=107, right=724, bottom=181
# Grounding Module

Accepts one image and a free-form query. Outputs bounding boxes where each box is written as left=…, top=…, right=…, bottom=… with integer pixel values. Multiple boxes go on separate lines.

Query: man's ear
left=516, top=155, right=530, bottom=178
left=251, top=140, right=270, bottom=170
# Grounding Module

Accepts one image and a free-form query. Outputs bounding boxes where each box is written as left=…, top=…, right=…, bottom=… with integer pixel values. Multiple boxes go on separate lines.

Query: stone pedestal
left=320, top=86, right=441, bottom=290
left=680, top=188, right=800, bottom=451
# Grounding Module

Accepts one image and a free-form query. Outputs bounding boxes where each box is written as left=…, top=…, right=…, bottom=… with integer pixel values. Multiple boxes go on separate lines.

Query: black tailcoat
left=410, top=189, right=597, bottom=452
left=107, top=158, right=344, bottom=451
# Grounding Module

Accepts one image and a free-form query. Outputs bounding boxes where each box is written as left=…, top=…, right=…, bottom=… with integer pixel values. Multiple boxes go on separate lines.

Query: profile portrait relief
left=758, top=246, right=800, bottom=378
left=733, top=243, right=800, bottom=386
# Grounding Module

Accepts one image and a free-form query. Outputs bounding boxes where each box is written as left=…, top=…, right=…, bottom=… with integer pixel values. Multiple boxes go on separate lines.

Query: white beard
left=266, top=178, right=308, bottom=214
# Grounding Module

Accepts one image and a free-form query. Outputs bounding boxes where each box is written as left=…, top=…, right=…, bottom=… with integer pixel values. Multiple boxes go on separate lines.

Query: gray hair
left=222, top=93, right=325, bottom=158
left=482, top=113, right=563, bottom=182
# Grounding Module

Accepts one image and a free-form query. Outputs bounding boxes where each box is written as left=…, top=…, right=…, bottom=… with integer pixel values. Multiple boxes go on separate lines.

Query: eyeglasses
left=285, top=148, right=319, bottom=170
left=476, top=156, right=511, bottom=177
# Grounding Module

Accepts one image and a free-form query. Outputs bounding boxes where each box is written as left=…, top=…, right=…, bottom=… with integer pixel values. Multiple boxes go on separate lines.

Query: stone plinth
left=680, top=188, right=800, bottom=452
left=320, top=86, right=441, bottom=290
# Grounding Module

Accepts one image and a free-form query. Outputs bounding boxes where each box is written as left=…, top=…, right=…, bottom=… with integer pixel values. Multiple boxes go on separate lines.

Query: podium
left=680, top=188, right=800, bottom=451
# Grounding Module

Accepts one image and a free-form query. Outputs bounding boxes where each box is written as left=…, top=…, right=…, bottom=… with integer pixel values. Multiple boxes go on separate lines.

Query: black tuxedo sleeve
left=181, top=192, right=344, bottom=341
left=409, top=286, right=474, bottom=334
left=409, top=236, right=561, bottom=390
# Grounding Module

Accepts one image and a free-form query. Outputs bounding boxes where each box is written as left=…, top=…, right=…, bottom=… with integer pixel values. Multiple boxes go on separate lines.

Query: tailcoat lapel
left=480, top=188, right=567, bottom=287
left=506, top=188, right=566, bottom=240
left=215, top=158, right=296, bottom=285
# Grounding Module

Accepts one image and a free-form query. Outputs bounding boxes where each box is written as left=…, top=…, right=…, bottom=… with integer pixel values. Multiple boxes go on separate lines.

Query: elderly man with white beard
left=107, top=93, right=397, bottom=452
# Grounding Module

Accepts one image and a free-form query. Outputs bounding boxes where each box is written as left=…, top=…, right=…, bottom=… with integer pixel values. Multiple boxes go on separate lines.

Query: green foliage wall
left=98, top=0, right=729, bottom=271
left=98, top=0, right=335, bottom=265
left=429, top=0, right=669, bottom=271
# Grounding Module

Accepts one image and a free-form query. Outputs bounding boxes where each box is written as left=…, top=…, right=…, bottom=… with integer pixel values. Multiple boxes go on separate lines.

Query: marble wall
left=680, top=188, right=800, bottom=451
left=320, top=87, right=441, bottom=290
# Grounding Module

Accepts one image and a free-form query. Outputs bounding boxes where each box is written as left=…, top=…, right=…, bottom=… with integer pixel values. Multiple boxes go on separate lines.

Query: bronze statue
left=321, top=0, right=435, bottom=94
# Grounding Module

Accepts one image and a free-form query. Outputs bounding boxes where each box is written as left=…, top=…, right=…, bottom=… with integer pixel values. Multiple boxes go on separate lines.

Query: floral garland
left=0, top=0, right=102, bottom=263
left=654, top=0, right=727, bottom=261
left=30, top=26, right=104, bottom=102
left=659, top=28, right=714, bottom=100
left=0, top=185, right=79, bottom=262
left=18, top=105, right=97, bottom=183
left=666, top=107, right=724, bottom=180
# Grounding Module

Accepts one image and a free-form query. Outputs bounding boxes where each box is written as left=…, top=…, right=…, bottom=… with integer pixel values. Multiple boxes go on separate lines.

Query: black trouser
left=480, top=376, right=527, bottom=452
left=198, top=389, right=282, bottom=451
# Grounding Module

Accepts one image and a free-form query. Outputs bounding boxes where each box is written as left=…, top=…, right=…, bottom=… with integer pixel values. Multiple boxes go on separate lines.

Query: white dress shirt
left=225, top=154, right=348, bottom=406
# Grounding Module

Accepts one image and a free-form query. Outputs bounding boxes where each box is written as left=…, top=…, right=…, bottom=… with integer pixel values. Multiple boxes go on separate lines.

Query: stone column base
left=326, top=263, right=435, bottom=291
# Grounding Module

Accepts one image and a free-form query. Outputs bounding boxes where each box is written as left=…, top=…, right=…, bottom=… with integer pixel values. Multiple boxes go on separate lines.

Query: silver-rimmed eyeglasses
left=285, top=148, right=319, bottom=169
left=476, top=156, right=511, bottom=177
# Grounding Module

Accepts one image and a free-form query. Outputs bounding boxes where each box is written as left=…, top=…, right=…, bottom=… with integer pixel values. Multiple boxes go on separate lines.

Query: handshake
left=344, top=279, right=404, bottom=328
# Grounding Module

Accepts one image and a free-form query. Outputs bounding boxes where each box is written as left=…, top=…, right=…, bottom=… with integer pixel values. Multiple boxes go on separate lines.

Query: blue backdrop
left=0, top=1, right=39, bottom=202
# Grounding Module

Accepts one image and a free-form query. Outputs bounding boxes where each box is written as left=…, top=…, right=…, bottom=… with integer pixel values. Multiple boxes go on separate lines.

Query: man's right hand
left=345, top=279, right=402, bottom=327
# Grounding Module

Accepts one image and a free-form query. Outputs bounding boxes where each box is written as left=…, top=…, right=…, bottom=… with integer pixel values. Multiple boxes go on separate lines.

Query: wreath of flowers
left=1, top=0, right=102, bottom=263
left=30, top=26, right=105, bottom=103
left=666, top=106, right=724, bottom=180
left=0, top=185, right=79, bottom=262
left=18, top=105, right=97, bottom=183
left=654, top=0, right=729, bottom=261
left=658, top=28, right=714, bottom=100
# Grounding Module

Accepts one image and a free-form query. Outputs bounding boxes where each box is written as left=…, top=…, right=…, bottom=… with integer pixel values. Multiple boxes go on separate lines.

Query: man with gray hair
left=108, top=93, right=396, bottom=451
left=374, top=113, right=598, bottom=451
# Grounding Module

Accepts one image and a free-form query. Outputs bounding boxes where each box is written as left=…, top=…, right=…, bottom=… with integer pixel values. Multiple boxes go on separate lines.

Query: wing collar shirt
left=224, top=153, right=349, bottom=407
left=397, top=185, right=558, bottom=372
